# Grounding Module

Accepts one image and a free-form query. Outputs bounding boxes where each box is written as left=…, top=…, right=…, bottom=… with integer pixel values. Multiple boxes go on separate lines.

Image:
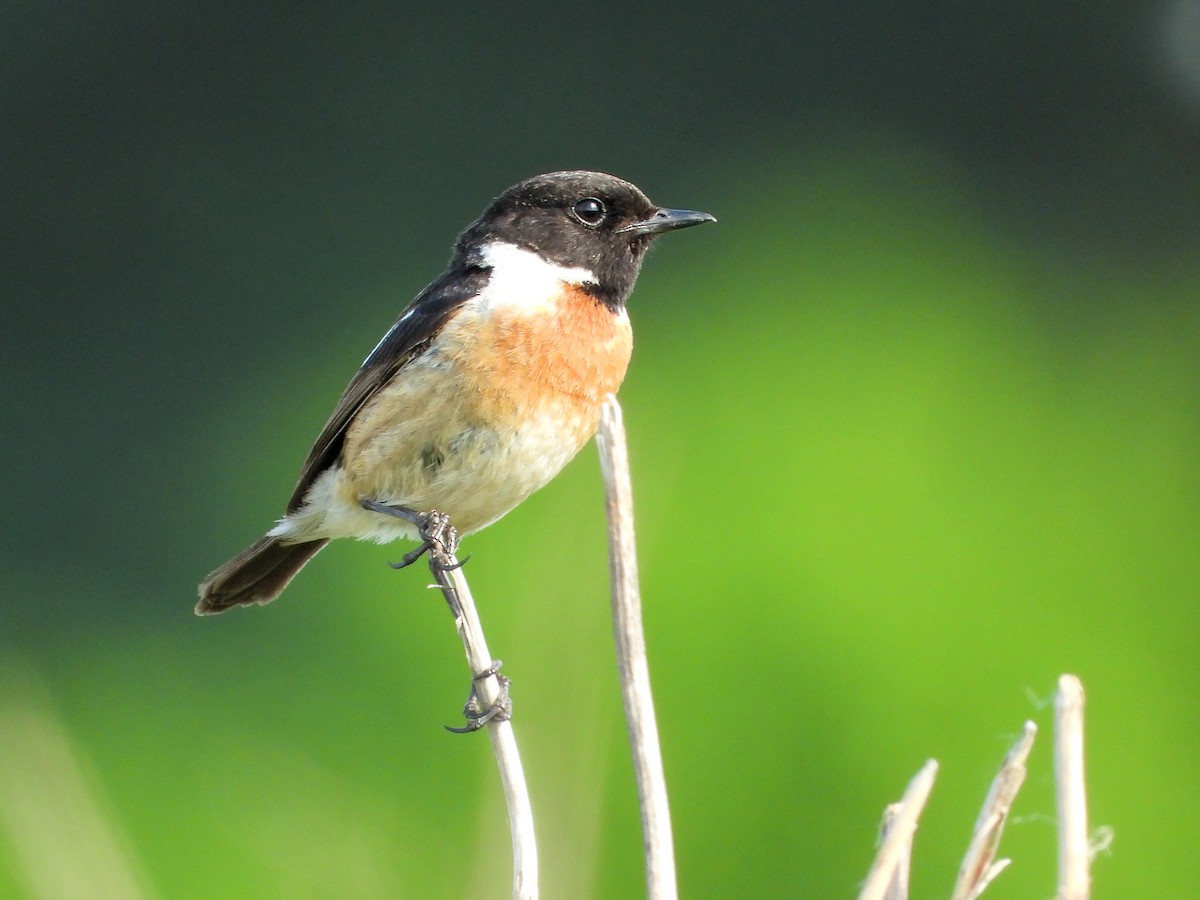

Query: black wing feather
left=284, top=264, right=489, bottom=512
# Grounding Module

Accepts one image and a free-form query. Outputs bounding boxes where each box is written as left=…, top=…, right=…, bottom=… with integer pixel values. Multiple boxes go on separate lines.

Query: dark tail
left=196, top=535, right=328, bottom=615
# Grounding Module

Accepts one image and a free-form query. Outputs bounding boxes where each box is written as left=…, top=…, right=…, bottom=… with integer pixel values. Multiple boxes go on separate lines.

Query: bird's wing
left=285, top=265, right=488, bottom=513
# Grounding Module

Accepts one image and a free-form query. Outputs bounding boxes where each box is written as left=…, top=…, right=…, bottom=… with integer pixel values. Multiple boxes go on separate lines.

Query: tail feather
left=196, top=535, right=328, bottom=615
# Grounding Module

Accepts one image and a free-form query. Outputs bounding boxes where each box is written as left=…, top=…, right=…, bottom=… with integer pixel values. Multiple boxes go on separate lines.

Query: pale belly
left=269, top=374, right=602, bottom=545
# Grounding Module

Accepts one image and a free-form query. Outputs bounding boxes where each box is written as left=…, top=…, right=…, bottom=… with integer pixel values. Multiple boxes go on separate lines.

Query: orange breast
left=448, top=282, right=633, bottom=429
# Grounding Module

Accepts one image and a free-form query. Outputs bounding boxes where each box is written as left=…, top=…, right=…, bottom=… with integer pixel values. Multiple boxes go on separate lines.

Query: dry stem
left=952, top=720, right=1037, bottom=900
left=429, top=539, right=538, bottom=900
left=1055, top=674, right=1089, bottom=900
left=879, top=804, right=911, bottom=900
left=859, top=760, right=938, bottom=900
left=595, top=396, right=678, bottom=900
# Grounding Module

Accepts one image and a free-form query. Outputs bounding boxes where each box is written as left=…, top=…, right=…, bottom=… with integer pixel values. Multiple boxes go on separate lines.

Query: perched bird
left=197, top=171, right=714, bottom=615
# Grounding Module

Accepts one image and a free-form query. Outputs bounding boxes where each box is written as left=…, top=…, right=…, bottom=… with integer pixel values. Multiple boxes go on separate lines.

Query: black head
left=456, top=171, right=715, bottom=308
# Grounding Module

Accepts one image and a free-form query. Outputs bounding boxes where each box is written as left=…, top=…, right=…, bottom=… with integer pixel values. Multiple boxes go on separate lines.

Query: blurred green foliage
left=4, top=4, right=1198, bottom=898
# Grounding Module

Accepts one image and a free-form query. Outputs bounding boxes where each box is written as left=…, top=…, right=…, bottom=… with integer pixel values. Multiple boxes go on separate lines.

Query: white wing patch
left=361, top=307, right=417, bottom=367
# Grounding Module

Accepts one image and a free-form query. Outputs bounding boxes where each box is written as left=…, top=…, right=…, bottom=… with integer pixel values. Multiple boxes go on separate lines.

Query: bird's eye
left=573, top=197, right=606, bottom=225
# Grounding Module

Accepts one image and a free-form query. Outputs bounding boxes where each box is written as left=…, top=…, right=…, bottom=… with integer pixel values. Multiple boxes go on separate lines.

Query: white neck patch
left=475, top=241, right=597, bottom=314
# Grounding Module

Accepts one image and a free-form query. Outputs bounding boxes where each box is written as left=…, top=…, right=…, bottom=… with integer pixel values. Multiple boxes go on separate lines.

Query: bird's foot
left=445, top=661, right=512, bottom=734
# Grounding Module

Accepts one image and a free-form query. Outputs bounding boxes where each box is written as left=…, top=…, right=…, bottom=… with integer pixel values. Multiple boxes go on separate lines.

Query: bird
left=197, top=170, right=715, bottom=615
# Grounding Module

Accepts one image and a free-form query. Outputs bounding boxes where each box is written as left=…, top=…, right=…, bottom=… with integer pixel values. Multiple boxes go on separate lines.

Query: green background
left=4, top=4, right=1198, bottom=897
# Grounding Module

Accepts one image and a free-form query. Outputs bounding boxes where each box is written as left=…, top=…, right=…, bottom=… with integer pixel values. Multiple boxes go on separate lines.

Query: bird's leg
left=361, top=497, right=504, bottom=732
left=359, top=499, right=465, bottom=571
left=359, top=497, right=424, bottom=526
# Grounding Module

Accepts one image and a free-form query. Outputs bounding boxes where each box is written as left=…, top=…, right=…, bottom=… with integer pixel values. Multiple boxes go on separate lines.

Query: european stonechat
left=197, top=171, right=714, bottom=614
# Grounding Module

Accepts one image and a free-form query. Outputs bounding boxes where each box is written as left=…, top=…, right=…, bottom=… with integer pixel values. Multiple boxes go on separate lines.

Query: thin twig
left=859, top=760, right=938, bottom=900
left=428, top=537, right=538, bottom=900
left=1055, top=674, right=1089, bottom=900
left=952, top=720, right=1037, bottom=900
left=595, top=396, right=678, bottom=900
